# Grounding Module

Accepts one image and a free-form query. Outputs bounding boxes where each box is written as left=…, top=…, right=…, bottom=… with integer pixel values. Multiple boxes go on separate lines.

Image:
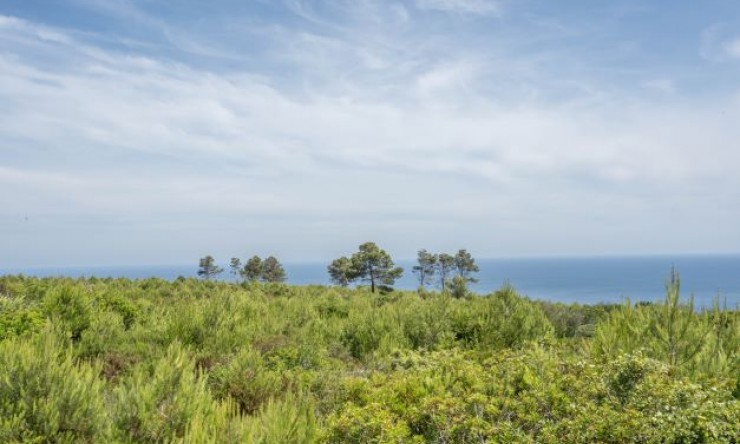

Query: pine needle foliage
left=0, top=274, right=736, bottom=443
left=0, top=328, right=111, bottom=443
left=592, top=270, right=738, bottom=379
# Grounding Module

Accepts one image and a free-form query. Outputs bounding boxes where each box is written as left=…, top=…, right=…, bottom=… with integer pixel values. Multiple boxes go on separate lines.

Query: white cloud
left=724, top=37, right=740, bottom=59
left=642, top=78, right=675, bottom=94
left=415, top=0, right=501, bottom=15
left=416, top=61, right=477, bottom=96
left=1, top=9, right=739, bottom=266
left=700, top=25, right=740, bottom=62
left=0, top=15, right=24, bottom=27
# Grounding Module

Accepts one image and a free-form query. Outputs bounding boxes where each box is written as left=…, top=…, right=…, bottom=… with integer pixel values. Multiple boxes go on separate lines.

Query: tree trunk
left=370, top=265, right=375, bottom=293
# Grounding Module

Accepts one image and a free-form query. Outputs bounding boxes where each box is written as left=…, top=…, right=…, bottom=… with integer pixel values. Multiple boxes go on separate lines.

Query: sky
left=1, top=0, right=739, bottom=268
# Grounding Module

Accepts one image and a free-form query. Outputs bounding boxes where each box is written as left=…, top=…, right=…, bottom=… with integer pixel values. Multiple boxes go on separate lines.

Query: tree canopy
left=197, top=256, right=223, bottom=280
left=453, top=249, right=480, bottom=283
left=328, top=242, right=403, bottom=293
left=260, top=256, right=286, bottom=283
left=328, top=257, right=354, bottom=287
left=241, top=256, right=263, bottom=282
left=412, top=249, right=437, bottom=287
left=229, top=258, right=242, bottom=281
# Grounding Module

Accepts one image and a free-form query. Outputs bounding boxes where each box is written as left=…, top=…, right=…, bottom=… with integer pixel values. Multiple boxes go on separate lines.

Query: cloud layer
left=1, top=1, right=739, bottom=267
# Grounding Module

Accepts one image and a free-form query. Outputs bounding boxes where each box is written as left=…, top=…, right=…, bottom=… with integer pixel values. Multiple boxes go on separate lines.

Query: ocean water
left=4, top=255, right=739, bottom=308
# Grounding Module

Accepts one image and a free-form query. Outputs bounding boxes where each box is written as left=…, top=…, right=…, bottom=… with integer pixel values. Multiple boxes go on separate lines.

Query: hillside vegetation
left=0, top=274, right=737, bottom=443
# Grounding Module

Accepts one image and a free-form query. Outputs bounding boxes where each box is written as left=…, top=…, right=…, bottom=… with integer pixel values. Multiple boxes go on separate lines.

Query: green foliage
left=0, top=295, right=44, bottom=340
left=323, top=402, right=412, bottom=443
left=451, top=284, right=554, bottom=349
left=0, top=328, right=111, bottom=443
left=209, top=347, right=285, bottom=414
left=242, top=392, right=318, bottom=444
left=113, top=342, right=216, bottom=442
left=0, top=275, right=736, bottom=443
left=42, top=285, right=92, bottom=341
left=229, top=257, right=242, bottom=281
left=453, top=249, right=479, bottom=283
left=448, top=275, right=470, bottom=299
left=412, top=249, right=437, bottom=288
left=436, top=253, right=455, bottom=292
left=261, top=256, right=287, bottom=283
left=592, top=271, right=738, bottom=379
left=331, top=242, right=404, bottom=293
left=103, top=293, right=139, bottom=330
left=327, top=256, right=354, bottom=287
left=197, top=255, right=224, bottom=280
left=537, top=300, right=617, bottom=338
left=242, top=255, right=263, bottom=282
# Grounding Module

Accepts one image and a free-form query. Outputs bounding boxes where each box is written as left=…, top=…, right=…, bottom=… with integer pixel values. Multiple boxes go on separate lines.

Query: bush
left=208, top=347, right=285, bottom=415
left=113, top=343, right=216, bottom=442
left=42, top=286, right=92, bottom=342
left=0, top=329, right=110, bottom=442
left=451, top=285, right=554, bottom=349
left=0, top=296, right=44, bottom=340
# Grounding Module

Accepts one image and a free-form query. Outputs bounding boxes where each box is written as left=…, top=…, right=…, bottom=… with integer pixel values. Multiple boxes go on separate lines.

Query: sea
left=3, top=255, right=739, bottom=308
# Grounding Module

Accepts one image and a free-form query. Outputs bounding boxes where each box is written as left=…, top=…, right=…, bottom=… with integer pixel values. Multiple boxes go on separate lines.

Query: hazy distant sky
left=1, top=0, right=739, bottom=267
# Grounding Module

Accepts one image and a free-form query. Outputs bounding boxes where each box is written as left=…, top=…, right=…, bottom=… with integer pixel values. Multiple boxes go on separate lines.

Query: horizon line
left=4, top=251, right=740, bottom=271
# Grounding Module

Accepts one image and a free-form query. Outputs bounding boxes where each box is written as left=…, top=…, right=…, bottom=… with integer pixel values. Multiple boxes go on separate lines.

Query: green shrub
left=0, top=296, right=44, bottom=340
left=244, top=392, right=318, bottom=444
left=0, top=329, right=110, bottom=443
left=323, top=403, right=411, bottom=443
left=104, top=294, right=139, bottom=330
left=592, top=272, right=738, bottom=379
left=0, top=276, right=736, bottom=443
left=113, top=342, right=215, bottom=442
left=42, top=286, right=92, bottom=342
left=208, top=347, right=285, bottom=415
left=451, top=285, right=554, bottom=349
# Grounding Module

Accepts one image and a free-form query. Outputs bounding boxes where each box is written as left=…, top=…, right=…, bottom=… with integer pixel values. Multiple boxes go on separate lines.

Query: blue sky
left=1, top=0, right=739, bottom=267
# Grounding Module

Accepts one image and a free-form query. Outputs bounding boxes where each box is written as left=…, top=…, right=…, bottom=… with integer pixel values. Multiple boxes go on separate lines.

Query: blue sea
left=3, top=255, right=739, bottom=308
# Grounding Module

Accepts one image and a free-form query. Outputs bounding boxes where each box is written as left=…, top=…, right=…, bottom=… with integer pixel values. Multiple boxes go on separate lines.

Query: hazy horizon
left=4, top=251, right=740, bottom=271
left=2, top=1, right=739, bottom=268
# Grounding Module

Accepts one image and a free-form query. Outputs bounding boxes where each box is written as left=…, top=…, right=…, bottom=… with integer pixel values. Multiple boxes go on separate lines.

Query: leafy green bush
left=0, top=275, right=735, bottom=443
left=113, top=342, right=216, bottom=442
left=42, top=286, right=92, bottom=341
left=208, top=347, right=285, bottom=415
left=0, top=296, right=44, bottom=340
left=592, top=272, right=738, bottom=380
left=451, top=285, right=554, bottom=349
left=0, top=329, right=110, bottom=443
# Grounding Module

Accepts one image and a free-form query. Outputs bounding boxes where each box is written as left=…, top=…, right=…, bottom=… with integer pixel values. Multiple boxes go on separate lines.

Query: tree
left=197, top=256, right=223, bottom=280
left=448, top=275, right=469, bottom=299
left=412, top=249, right=437, bottom=287
left=329, top=242, right=403, bottom=293
left=241, top=256, right=262, bottom=282
left=351, top=242, right=403, bottom=293
left=328, top=256, right=356, bottom=287
left=435, top=253, right=455, bottom=292
left=261, top=256, right=287, bottom=283
left=229, top=258, right=242, bottom=282
left=453, top=249, right=479, bottom=283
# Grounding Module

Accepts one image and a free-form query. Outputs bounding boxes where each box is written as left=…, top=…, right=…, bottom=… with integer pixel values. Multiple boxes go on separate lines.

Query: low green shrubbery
left=0, top=274, right=736, bottom=443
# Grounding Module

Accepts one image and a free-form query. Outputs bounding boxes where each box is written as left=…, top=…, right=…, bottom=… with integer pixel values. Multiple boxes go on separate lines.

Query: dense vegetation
left=198, top=255, right=287, bottom=283
left=0, top=273, right=737, bottom=443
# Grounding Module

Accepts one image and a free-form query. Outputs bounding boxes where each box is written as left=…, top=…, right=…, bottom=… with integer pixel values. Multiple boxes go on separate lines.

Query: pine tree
left=261, top=256, right=287, bottom=283
left=229, top=258, right=242, bottom=282
left=328, top=256, right=355, bottom=287
left=197, top=256, right=223, bottom=280
left=435, top=253, right=455, bottom=293
left=329, top=242, right=403, bottom=293
left=241, top=256, right=262, bottom=282
left=453, top=249, right=480, bottom=283
left=412, top=249, right=437, bottom=287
